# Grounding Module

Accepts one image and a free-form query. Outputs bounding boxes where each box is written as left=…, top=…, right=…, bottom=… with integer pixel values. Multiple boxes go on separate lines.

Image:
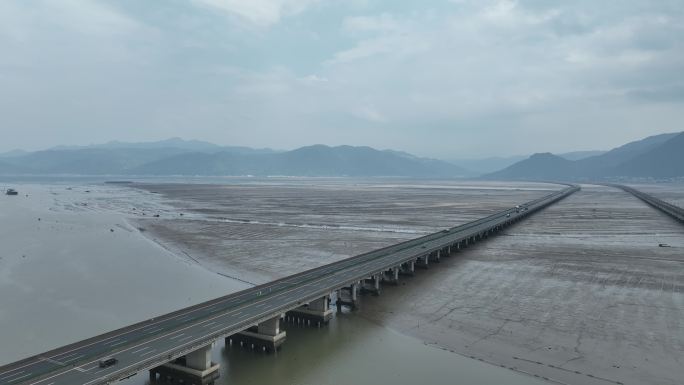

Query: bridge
left=611, top=184, right=684, bottom=223
left=0, top=185, right=579, bottom=385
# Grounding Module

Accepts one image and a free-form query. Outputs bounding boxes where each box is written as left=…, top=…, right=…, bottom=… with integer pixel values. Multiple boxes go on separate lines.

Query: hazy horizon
left=0, top=134, right=661, bottom=161
left=1, top=1, right=683, bottom=158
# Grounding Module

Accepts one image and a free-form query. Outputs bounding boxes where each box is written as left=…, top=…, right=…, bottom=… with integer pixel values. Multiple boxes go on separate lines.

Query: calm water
left=117, top=312, right=546, bottom=385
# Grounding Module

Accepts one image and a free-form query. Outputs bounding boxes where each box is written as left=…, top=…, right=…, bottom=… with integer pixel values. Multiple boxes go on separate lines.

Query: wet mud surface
left=131, top=180, right=553, bottom=284
left=129, top=181, right=684, bottom=385
left=357, top=184, right=684, bottom=385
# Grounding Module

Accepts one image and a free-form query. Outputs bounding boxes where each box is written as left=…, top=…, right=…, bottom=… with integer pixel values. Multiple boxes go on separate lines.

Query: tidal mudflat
left=357, top=184, right=684, bottom=385
left=3, top=180, right=680, bottom=385
left=131, top=180, right=554, bottom=284
left=131, top=180, right=684, bottom=385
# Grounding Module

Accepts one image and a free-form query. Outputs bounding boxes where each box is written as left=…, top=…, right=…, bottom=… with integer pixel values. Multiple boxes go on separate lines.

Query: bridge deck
left=611, top=184, right=684, bottom=223
left=0, top=185, right=579, bottom=385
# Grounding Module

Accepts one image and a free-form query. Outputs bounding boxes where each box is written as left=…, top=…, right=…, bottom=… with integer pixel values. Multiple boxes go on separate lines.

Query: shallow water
left=116, top=312, right=547, bottom=385
left=1, top=181, right=547, bottom=384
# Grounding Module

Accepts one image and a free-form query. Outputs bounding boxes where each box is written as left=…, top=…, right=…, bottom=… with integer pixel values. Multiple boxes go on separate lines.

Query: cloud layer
left=0, top=0, right=682, bottom=158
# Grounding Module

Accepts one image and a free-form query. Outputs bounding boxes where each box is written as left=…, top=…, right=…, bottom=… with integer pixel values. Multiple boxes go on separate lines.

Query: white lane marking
left=168, top=333, right=185, bottom=340
left=177, top=335, right=194, bottom=342
left=138, top=349, right=157, bottom=357
left=0, top=370, right=25, bottom=380
left=203, top=321, right=217, bottom=327
left=38, top=357, right=65, bottom=366
left=0, top=367, right=25, bottom=376
left=51, top=352, right=81, bottom=361
left=7, top=372, right=33, bottom=382
left=80, top=364, right=100, bottom=371
left=146, top=327, right=164, bottom=334
left=57, top=354, right=83, bottom=363
left=130, top=347, right=151, bottom=354
left=107, top=340, right=128, bottom=347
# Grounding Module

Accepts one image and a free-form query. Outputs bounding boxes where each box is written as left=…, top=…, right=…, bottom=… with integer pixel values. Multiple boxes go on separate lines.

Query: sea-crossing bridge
left=0, top=184, right=579, bottom=385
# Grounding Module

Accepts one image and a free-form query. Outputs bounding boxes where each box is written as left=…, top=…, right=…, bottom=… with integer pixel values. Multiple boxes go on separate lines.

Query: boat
left=5, top=188, right=18, bottom=196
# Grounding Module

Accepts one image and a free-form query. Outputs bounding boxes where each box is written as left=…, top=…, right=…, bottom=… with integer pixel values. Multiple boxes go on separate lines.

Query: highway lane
left=0, top=184, right=579, bottom=385
left=610, top=184, right=684, bottom=223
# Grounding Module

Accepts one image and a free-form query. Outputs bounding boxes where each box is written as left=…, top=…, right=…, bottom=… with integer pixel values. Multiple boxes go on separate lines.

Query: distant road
left=610, top=184, right=684, bottom=223
left=0, top=184, right=579, bottom=385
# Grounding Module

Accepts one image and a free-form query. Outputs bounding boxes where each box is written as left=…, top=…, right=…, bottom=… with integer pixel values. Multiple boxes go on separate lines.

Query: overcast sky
left=0, top=0, right=682, bottom=158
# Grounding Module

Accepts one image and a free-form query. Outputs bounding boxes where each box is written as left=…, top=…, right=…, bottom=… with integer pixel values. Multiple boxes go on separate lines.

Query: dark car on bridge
left=99, top=357, right=118, bottom=368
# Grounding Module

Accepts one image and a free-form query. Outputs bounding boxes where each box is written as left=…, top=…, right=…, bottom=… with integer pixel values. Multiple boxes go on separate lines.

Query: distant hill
left=575, top=132, right=679, bottom=174
left=0, top=141, right=468, bottom=177
left=558, top=150, right=605, bottom=161
left=0, top=159, right=33, bottom=174
left=48, top=138, right=276, bottom=155
left=485, top=132, right=684, bottom=180
left=129, top=145, right=468, bottom=177
left=447, top=155, right=527, bottom=175
left=486, top=153, right=578, bottom=180
left=614, top=132, right=684, bottom=177
left=450, top=151, right=603, bottom=175
left=0, top=149, right=29, bottom=158
left=8, top=148, right=192, bottom=175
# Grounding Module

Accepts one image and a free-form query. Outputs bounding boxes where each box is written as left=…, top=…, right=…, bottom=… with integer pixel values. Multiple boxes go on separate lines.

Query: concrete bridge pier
left=399, top=260, right=415, bottom=276
left=150, top=344, right=220, bottom=385
left=384, top=266, right=400, bottom=285
left=361, top=275, right=381, bottom=295
left=229, top=316, right=286, bottom=353
left=288, top=296, right=334, bottom=325
left=416, top=255, right=429, bottom=269
left=337, top=282, right=360, bottom=310
left=431, top=250, right=441, bottom=263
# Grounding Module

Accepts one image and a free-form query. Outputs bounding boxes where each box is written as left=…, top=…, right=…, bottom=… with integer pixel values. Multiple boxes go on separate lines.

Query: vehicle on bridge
left=98, top=357, right=118, bottom=368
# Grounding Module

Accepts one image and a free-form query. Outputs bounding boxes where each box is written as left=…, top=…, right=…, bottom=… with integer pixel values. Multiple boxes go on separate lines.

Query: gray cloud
left=0, top=0, right=682, bottom=158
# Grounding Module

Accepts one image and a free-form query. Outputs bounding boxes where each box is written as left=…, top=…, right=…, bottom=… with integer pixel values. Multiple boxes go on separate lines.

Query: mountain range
left=447, top=150, right=605, bottom=174
left=0, top=139, right=468, bottom=177
left=1, top=132, right=681, bottom=178
left=486, top=132, right=683, bottom=180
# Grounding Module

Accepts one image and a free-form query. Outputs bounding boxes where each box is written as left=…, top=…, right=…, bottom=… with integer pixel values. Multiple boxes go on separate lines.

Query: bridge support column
left=361, top=275, right=381, bottom=295
left=337, top=283, right=359, bottom=310
left=432, top=250, right=441, bottom=263
left=229, top=316, right=286, bottom=352
left=288, top=296, right=334, bottom=325
left=150, top=344, right=220, bottom=385
left=385, top=266, right=400, bottom=285
left=400, top=260, right=415, bottom=276
left=416, top=255, right=429, bottom=269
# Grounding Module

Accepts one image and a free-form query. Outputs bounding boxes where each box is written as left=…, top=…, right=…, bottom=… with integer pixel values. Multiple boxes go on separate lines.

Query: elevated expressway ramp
left=0, top=184, right=579, bottom=385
